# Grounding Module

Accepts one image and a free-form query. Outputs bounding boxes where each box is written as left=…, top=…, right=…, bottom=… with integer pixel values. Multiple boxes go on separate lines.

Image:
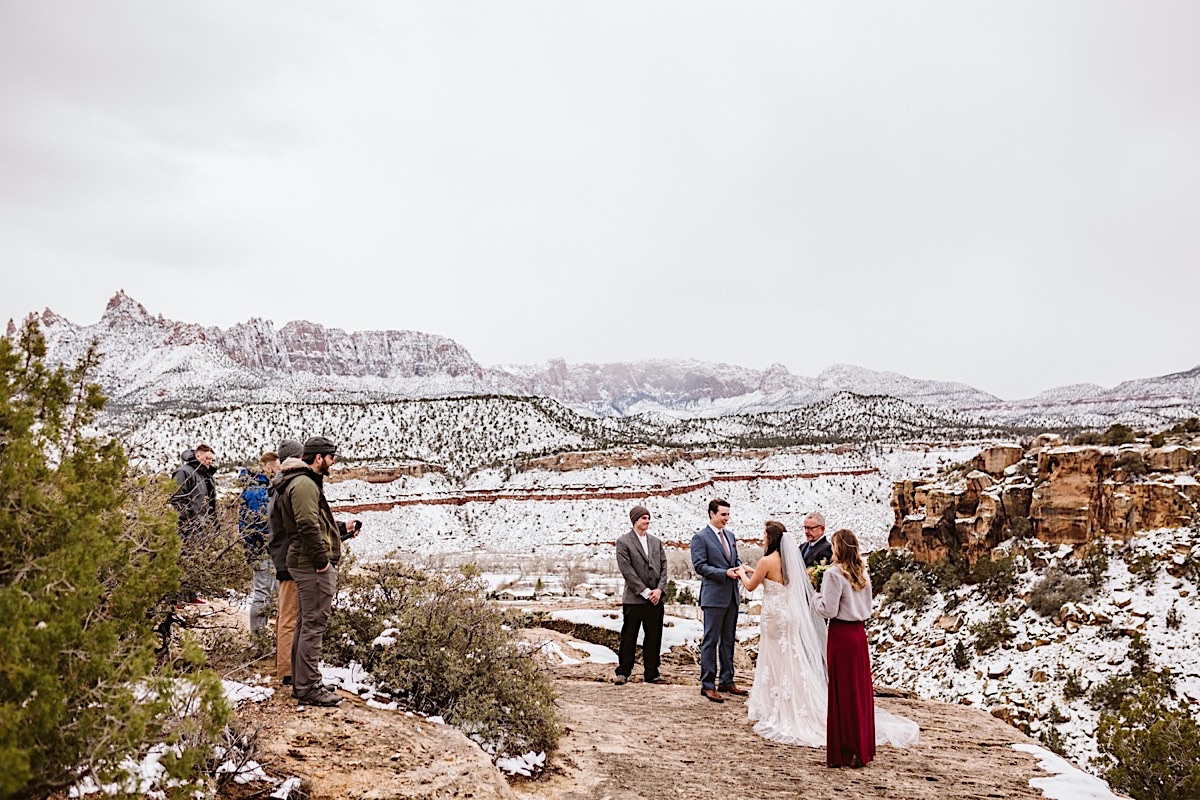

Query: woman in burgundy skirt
left=810, top=528, right=876, bottom=768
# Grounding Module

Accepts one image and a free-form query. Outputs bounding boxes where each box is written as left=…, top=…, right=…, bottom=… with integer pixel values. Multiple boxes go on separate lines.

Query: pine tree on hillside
left=0, top=319, right=227, bottom=799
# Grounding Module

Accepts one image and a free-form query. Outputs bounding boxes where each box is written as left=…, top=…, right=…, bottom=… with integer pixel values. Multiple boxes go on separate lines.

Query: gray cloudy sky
left=2, top=2, right=1198, bottom=400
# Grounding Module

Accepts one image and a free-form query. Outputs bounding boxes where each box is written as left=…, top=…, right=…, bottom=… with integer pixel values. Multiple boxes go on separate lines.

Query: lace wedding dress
left=746, top=533, right=919, bottom=749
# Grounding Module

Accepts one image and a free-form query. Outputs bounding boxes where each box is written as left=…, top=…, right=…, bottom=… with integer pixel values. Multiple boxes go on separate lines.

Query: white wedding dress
left=746, top=533, right=919, bottom=749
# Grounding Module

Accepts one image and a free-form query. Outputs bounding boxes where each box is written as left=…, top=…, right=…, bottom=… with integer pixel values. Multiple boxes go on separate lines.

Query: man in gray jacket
left=614, top=505, right=668, bottom=685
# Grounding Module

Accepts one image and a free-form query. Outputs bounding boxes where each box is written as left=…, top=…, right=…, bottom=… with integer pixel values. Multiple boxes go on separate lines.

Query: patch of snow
left=1012, top=744, right=1124, bottom=800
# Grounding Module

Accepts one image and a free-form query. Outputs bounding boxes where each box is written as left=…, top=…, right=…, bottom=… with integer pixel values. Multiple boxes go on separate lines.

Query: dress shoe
left=645, top=677, right=667, bottom=684
left=701, top=689, right=725, bottom=703
left=718, top=683, right=748, bottom=696
left=613, top=675, right=628, bottom=685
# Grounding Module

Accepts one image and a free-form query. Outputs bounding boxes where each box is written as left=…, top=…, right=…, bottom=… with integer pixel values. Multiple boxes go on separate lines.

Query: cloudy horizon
left=3, top=2, right=1198, bottom=400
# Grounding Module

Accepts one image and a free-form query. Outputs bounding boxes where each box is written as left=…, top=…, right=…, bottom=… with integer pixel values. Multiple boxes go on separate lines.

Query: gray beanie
left=629, top=505, right=650, bottom=524
left=277, top=439, right=303, bottom=461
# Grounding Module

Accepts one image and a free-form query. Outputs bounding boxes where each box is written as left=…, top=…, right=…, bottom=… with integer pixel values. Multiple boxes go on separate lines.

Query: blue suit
left=690, top=524, right=741, bottom=691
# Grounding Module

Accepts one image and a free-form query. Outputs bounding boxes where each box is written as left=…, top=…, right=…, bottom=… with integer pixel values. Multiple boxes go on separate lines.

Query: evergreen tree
left=0, top=319, right=227, bottom=799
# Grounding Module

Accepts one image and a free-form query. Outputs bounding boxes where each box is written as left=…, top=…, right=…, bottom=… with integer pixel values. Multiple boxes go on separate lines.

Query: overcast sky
left=2, top=2, right=1197, bottom=400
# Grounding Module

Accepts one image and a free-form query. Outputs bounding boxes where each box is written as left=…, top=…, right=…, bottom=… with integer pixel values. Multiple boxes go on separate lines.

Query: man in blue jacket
left=690, top=498, right=746, bottom=703
left=239, top=451, right=281, bottom=635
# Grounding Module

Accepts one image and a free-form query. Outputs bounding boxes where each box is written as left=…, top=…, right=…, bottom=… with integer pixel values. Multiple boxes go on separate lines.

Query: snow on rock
left=1013, top=744, right=1124, bottom=800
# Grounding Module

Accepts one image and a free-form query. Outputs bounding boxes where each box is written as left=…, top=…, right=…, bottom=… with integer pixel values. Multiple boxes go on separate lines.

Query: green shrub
left=1090, top=668, right=1173, bottom=714
left=927, top=558, right=968, bottom=592
left=1039, top=725, right=1068, bottom=757
left=1128, top=552, right=1160, bottom=586
left=1103, top=424, right=1137, bottom=446
left=1114, top=451, right=1148, bottom=477
left=867, top=549, right=917, bottom=590
left=1008, top=516, right=1034, bottom=539
left=951, top=640, right=972, bottom=669
left=663, top=579, right=677, bottom=604
left=1027, top=567, right=1090, bottom=616
left=880, top=571, right=929, bottom=610
left=1073, top=431, right=1104, bottom=445
left=971, top=555, right=1018, bottom=600
left=1082, top=540, right=1112, bottom=584
left=1150, top=433, right=1167, bottom=448
left=327, top=561, right=560, bottom=758
left=1096, top=672, right=1200, bottom=800
left=969, top=610, right=1013, bottom=653
left=676, top=585, right=696, bottom=605
left=1166, top=606, right=1181, bottom=629
left=0, top=319, right=228, bottom=799
left=1062, top=669, right=1087, bottom=700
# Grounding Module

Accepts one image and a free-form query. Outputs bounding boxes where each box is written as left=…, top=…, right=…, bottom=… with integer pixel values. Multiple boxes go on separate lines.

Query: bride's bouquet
left=807, top=563, right=830, bottom=590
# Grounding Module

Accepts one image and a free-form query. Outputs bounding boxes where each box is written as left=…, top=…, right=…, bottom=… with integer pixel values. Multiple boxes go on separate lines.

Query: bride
left=735, top=520, right=918, bottom=749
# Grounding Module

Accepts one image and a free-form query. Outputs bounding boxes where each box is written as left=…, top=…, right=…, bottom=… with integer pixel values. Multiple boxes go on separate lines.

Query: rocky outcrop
left=974, top=445, right=1024, bottom=476
left=891, top=441, right=1200, bottom=563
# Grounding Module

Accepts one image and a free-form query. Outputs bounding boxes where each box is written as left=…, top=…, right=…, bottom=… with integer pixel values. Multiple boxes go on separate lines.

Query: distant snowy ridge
left=119, top=392, right=996, bottom=476
left=14, top=291, right=1200, bottom=427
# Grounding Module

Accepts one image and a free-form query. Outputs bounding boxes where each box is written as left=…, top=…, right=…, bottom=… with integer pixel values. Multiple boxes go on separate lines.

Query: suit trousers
left=275, top=578, right=298, bottom=681
left=700, top=597, right=739, bottom=690
left=617, top=601, right=665, bottom=680
left=290, top=565, right=336, bottom=695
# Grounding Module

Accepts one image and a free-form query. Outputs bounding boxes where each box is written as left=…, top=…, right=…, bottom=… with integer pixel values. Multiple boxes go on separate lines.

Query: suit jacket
left=615, top=529, right=668, bottom=604
left=801, top=535, right=833, bottom=567
left=690, top=525, right=741, bottom=608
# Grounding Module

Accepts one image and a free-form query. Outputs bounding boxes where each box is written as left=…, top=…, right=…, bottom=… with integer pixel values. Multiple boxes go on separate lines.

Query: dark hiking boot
left=295, top=688, right=342, bottom=707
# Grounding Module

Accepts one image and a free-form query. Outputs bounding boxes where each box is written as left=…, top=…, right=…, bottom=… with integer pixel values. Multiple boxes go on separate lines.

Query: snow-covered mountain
left=12, top=291, right=1200, bottom=427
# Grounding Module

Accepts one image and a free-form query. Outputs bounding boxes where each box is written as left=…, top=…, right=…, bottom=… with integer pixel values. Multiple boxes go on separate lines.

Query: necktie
left=718, top=529, right=731, bottom=561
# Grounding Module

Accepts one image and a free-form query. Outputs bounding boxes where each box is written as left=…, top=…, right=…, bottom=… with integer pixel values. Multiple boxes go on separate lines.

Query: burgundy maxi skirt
left=826, top=619, right=875, bottom=768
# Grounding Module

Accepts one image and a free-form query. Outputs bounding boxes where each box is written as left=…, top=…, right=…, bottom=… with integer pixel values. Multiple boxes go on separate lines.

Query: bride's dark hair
left=764, top=520, right=788, bottom=584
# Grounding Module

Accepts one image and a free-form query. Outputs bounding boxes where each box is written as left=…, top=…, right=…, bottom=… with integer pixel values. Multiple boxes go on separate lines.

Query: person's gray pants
left=249, top=558, right=277, bottom=635
left=290, top=565, right=336, bottom=695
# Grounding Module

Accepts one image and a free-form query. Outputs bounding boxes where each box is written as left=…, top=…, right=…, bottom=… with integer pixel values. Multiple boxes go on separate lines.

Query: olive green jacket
left=273, top=465, right=341, bottom=571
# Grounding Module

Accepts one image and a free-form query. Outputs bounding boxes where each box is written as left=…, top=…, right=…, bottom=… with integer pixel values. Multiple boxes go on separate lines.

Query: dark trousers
left=699, top=598, right=739, bottom=690
left=617, top=601, right=666, bottom=680
left=291, top=565, right=336, bottom=696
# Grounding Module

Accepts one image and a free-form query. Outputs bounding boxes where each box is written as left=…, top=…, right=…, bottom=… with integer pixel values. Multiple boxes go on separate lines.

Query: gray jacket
left=615, top=528, right=668, bottom=605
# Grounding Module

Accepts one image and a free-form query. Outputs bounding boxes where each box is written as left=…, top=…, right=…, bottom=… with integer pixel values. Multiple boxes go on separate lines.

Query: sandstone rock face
left=1146, top=445, right=1195, bottom=472
left=891, top=442, right=1200, bottom=564
left=1030, top=447, right=1115, bottom=544
left=975, top=445, right=1024, bottom=476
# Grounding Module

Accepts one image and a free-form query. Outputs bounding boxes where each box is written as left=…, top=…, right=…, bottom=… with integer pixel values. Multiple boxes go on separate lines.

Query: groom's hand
left=725, top=568, right=739, bottom=580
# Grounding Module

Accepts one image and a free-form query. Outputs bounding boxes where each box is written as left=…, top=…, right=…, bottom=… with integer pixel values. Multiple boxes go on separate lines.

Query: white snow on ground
left=870, top=526, right=1200, bottom=773
left=495, top=750, right=546, bottom=778
left=1013, top=744, right=1125, bottom=800
left=328, top=445, right=980, bottom=559
left=567, top=639, right=619, bottom=664
left=222, top=678, right=274, bottom=706
left=550, top=609, right=707, bottom=651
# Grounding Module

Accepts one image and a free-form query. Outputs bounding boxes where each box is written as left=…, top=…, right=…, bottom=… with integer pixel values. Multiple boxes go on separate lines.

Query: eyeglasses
left=803, top=524, right=822, bottom=530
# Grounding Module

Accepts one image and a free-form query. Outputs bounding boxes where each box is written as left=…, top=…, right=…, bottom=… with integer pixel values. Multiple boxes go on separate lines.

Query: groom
left=690, top=498, right=746, bottom=703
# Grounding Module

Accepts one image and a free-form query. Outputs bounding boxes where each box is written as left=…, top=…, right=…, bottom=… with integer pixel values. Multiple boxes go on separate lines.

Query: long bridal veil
left=780, top=531, right=829, bottom=685
left=747, top=532, right=919, bottom=749
left=746, top=532, right=830, bottom=745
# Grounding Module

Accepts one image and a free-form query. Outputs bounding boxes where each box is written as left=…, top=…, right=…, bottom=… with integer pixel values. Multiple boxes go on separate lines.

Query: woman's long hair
left=832, top=528, right=868, bottom=591
left=764, top=520, right=787, bottom=584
